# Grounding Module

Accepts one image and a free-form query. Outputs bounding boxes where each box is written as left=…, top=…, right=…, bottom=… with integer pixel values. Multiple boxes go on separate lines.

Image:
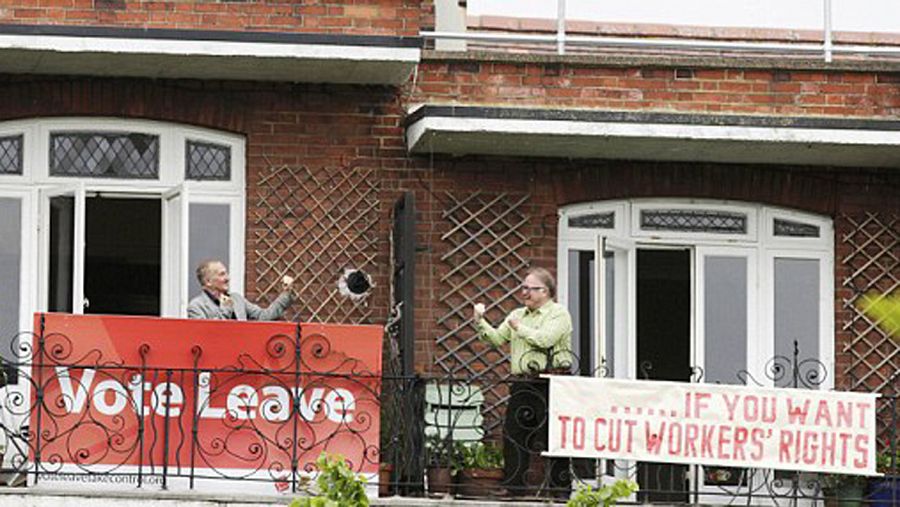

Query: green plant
left=821, top=472, right=867, bottom=492
left=566, top=479, right=639, bottom=507
left=454, top=441, right=503, bottom=473
left=289, top=452, right=370, bottom=507
left=877, top=447, right=900, bottom=474
left=425, top=434, right=456, bottom=468
left=856, top=292, right=899, bottom=340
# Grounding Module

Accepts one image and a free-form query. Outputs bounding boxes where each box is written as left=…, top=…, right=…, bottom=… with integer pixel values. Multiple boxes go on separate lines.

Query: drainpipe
left=823, top=0, right=833, bottom=62
left=557, top=0, right=566, bottom=55
left=435, top=0, right=467, bottom=52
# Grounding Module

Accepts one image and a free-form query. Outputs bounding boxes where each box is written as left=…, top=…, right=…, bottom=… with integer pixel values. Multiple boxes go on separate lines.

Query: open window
left=162, top=186, right=242, bottom=317
left=562, top=200, right=834, bottom=503
left=595, top=235, right=634, bottom=379
left=41, top=183, right=86, bottom=314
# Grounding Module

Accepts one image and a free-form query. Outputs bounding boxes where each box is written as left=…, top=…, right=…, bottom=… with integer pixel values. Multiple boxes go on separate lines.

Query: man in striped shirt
left=474, top=267, right=573, bottom=498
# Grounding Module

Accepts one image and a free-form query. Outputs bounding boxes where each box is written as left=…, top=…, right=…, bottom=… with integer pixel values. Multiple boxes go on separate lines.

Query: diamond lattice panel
left=50, top=133, right=158, bottom=178
left=0, top=135, right=22, bottom=174
left=840, top=213, right=899, bottom=394
left=436, top=191, right=532, bottom=431
left=186, top=141, right=230, bottom=181
left=640, top=209, right=747, bottom=234
left=253, top=164, right=379, bottom=324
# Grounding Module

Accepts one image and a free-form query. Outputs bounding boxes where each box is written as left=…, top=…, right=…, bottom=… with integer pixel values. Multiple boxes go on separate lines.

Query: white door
left=0, top=188, right=33, bottom=371
left=39, top=183, right=86, bottom=314
left=594, top=235, right=635, bottom=379
left=161, top=186, right=242, bottom=318
left=694, top=246, right=758, bottom=498
left=161, top=185, right=188, bottom=317
left=695, top=246, right=758, bottom=386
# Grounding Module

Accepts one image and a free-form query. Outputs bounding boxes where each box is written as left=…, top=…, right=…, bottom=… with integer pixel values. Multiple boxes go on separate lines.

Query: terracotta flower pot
left=426, top=466, right=453, bottom=495
left=457, top=467, right=504, bottom=497
left=379, top=463, right=394, bottom=497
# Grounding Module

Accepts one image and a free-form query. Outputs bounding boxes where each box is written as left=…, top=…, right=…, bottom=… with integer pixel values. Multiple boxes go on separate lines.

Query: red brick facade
left=0, top=3, right=897, bottom=390
left=410, top=60, right=900, bottom=117
left=0, top=0, right=421, bottom=35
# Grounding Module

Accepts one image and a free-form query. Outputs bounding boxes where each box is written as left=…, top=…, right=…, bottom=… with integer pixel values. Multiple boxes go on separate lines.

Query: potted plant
left=567, top=479, right=639, bottom=507
left=289, top=452, right=370, bottom=507
left=425, top=434, right=455, bottom=496
left=821, top=473, right=867, bottom=507
left=454, top=440, right=504, bottom=497
left=868, top=447, right=900, bottom=507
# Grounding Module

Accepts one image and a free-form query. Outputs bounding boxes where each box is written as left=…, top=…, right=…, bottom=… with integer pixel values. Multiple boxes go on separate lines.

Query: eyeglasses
left=520, top=285, right=546, bottom=293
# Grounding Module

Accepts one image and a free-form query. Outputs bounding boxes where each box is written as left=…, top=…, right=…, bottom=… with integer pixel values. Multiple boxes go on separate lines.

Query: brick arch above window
left=0, top=78, right=249, bottom=134
left=552, top=161, right=844, bottom=217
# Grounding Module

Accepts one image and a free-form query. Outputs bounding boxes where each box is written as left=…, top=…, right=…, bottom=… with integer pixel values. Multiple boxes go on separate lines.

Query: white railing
left=425, top=0, right=900, bottom=62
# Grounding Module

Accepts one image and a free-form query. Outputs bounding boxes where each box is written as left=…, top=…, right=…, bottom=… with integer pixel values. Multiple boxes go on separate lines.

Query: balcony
left=0, top=313, right=897, bottom=505
left=426, top=0, right=900, bottom=62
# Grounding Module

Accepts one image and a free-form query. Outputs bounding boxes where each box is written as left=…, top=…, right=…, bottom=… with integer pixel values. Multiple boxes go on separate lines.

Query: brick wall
left=422, top=155, right=899, bottom=381
left=0, top=0, right=421, bottom=36
left=411, top=60, right=900, bottom=117
left=1, top=70, right=897, bottom=387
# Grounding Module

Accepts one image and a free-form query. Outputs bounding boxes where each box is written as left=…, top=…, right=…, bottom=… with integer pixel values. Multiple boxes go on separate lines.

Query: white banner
left=547, top=377, right=880, bottom=475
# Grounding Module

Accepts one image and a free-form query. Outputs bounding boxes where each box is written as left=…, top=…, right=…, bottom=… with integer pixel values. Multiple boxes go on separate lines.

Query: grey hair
left=527, top=267, right=557, bottom=298
left=196, top=259, right=223, bottom=286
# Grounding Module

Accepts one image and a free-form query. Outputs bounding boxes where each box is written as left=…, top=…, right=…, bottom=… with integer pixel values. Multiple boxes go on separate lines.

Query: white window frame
left=763, top=207, right=833, bottom=249
left=0, top=186, right=36, bottom=356
left=630, top=199, right=759, bottom=243
left=0, top=117, right=246, bottom=324
left=39, top=182, right=87, bottom=314
left=557, top=201, right=626, bottom=310
left=560, top=199, right=834, bottom=504
left=760, top=247, right=834, bottom=387
left=559, top=199, right=833, bottom=382
left=694, top=244, right=760, bottom=385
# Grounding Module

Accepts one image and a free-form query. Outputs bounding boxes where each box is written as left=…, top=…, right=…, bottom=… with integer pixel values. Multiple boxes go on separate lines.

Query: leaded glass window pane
left=569, top=212, right=614, bottom=229
left=50, top=133, right=159, bottom=178
left=0, top=135, right=22, bottom=175
left=186, top=141, right=231, bottom=181
left=640, top=209, right=747, bottom=234
left=773, top=218, right=820, bottom=238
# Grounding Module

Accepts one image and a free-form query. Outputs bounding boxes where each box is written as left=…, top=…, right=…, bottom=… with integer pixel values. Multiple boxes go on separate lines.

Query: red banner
left=29, top=313, right=382, bottom=492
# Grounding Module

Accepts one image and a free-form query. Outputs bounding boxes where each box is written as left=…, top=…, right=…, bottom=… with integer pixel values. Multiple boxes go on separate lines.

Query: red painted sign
left=29, top=313, right=382, bottom=491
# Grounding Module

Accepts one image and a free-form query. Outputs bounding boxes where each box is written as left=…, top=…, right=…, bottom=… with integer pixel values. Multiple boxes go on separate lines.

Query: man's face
left=204, top=262, right=230, bottom=295
left=520, top=273, right=550, bottom=311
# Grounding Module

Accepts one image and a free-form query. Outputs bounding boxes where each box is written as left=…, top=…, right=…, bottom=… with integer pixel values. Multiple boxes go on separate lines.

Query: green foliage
left=877, top=447, right=900, bottom=474
left=856, top=292, right=899, bottom=339
left=566, top=479, right=639, bottom=507
left=453, top=441, right=503, bottom=473
left=823, top=447, right=898, bottom=491
left=289, top=453, right=370, bottom=507
left=425, top=434, right=455, bottom=468
left=821, top=473, right=867, bottom=491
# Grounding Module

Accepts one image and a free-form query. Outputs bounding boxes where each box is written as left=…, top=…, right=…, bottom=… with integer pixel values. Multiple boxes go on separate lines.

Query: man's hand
left=220, top=294, right=233, bottom=308
left=473, top=303, right=485, bottom=322
left=508, top=317, right=520, bottom=331
left=281, top=275, right=294, bottom=292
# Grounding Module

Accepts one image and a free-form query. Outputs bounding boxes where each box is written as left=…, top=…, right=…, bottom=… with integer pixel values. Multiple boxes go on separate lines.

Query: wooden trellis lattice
left=436, top=191, right=532, bottom=432
left=253, top=163, right=379, bottom=324
left=840, top=212, right=899, bottom=395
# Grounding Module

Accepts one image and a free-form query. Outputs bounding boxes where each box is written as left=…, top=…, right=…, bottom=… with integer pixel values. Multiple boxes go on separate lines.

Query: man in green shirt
left=474, top=267, right=573, bottom=498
